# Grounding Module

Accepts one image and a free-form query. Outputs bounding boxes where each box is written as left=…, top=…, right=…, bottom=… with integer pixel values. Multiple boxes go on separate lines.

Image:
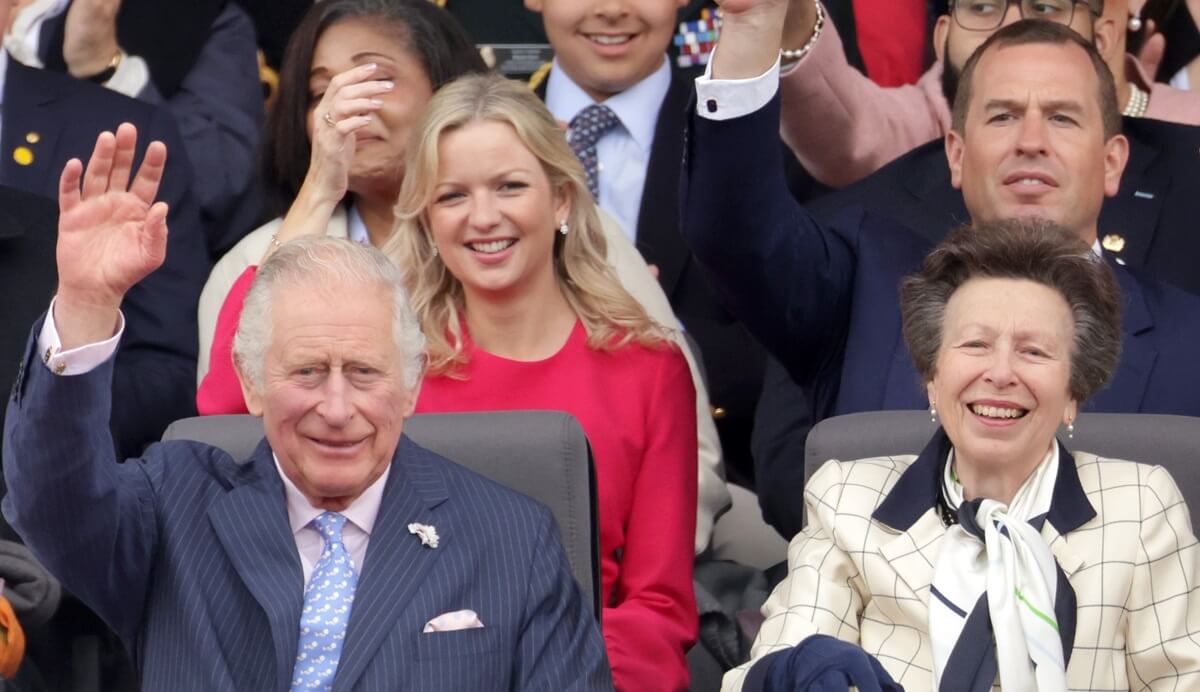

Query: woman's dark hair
left=900, top=219, right=1122, bottom=403
left=261, top=0, right=487, bottom=216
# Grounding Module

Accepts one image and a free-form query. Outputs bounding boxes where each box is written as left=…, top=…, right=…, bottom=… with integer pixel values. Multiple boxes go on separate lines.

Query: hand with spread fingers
left=54, top=122, right=170, bottom=348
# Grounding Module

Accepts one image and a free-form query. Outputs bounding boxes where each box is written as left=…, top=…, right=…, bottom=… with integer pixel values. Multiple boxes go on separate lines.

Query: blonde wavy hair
left=385, top=73, right=669, bottom=376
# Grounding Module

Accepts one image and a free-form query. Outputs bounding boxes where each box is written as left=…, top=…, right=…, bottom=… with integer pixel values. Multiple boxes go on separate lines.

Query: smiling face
left=928, top=277, right=1078, bottom=484
left=525, top=0, right=686, bottom=102
left=945, top=41, right=1127, bottom=244
left=240, top=280, right=417, bottom=511
left=425, top=119, right=570, bottom=303
left=307, top=18, right=434, bottom=200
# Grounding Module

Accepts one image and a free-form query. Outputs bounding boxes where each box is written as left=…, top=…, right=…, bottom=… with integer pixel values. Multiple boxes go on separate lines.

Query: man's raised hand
left=54, top=123, right=169, bottom=348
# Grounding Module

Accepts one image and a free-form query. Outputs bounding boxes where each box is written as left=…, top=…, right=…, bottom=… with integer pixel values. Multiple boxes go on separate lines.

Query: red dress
left=198, top=267, right=699, bottom=690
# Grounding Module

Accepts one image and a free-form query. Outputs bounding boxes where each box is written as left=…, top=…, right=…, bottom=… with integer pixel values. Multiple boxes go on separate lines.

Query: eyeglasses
left=951, top=0, right=1100, bottom=32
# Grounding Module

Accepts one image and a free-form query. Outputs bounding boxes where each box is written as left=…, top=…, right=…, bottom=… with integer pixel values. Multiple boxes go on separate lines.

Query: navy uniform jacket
left=3, top=319, right=612, bottom=691
left=681, top=95, right=1200, bottom=539
left=1, top=55, right=209, bottom=460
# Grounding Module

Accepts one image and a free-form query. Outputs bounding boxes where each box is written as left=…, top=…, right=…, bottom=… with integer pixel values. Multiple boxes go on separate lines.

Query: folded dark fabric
left=0, top=541, right=60, bottom=628
left=765, top=634, right=905, bottom=692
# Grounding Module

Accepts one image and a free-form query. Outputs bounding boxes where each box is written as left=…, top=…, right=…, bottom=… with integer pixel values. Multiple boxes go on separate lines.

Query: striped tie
left=290, top=512, right=358, bottom=691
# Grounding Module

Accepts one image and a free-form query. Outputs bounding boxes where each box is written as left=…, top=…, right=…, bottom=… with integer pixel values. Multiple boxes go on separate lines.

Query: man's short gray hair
left=232, top=237, right=427, bottom=392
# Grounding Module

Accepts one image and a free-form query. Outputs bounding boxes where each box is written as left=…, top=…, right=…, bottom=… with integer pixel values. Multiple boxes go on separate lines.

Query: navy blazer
left=1, top=56, right=210, bottom=459
left=682, top=96, right=1200, bottom=537
left=3, top=320, right=612, bottom=691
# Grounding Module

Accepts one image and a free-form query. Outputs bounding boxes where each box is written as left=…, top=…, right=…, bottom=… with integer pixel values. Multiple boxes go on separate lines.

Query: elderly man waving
left=2, top=125, right=611, bottom=691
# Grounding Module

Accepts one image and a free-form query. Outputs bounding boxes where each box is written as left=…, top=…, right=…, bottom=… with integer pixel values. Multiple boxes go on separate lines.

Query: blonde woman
left=387, top=73, right=697, bottom=691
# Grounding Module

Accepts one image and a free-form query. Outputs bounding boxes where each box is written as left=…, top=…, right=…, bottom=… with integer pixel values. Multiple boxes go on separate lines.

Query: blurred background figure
left=6, top=0, right=265, bottom=257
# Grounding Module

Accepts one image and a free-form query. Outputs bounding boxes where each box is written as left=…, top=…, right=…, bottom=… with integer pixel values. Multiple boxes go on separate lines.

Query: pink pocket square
left=422, top=609, right=484, bottom=633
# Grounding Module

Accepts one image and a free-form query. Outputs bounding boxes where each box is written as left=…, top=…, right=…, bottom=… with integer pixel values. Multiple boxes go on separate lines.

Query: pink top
left=198, top=267, right=699, bottom=690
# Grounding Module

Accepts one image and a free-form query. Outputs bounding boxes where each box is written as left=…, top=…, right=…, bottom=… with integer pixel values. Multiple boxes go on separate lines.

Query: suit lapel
left=634, top=69, right=691, bottom=299
left=207, top=440, right=304, bottom=692
left=879, top=510, right=944, bottom=607
left=1091, top=260, right=1156, bottom=412
left=1, top=59, right=65, bottom=193
left=334, top=437, right=450, bottom=691
left=873, top=431, right=952, bottom=604
left=1041, top=443, right=1097, bottom=578
left=1096, top=120, right=1165, bottom=271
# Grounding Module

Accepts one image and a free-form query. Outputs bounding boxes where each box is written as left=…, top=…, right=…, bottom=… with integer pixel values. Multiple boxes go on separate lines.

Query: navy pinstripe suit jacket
left=2, top=320, right=613, bottom=691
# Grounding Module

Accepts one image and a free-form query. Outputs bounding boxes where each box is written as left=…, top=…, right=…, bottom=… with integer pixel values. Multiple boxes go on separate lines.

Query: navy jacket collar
left=872, top=428, right=1096, bottom=535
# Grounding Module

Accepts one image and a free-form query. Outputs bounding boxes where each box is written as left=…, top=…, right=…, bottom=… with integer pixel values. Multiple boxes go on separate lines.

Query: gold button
left=53, top=362, right=67, bottom=376
left=1101, top=234, right=1125, bottom=253
left=711, top=406, right=726, bottom=420
left=13, top=147, right=34, bottom=166
left=25, top=132, right=40, bottom=144
left=43, top=347, right=53, bottom=364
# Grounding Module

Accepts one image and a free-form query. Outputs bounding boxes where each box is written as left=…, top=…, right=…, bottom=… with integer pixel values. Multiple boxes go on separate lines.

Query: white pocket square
left=422, top=609, right=484, bottom=633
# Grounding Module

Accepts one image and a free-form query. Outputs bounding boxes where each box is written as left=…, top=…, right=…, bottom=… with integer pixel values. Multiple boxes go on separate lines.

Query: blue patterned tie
left=568, top=104, right=621, bottom=201
left=290, top=512, right=358, bottom=692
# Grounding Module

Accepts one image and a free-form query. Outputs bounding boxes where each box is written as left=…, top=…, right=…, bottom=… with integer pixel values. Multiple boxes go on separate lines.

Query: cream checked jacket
left=723, top=433, right=1200, bottom=691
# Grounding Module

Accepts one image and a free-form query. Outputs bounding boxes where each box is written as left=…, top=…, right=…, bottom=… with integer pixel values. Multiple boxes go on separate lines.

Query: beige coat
left=724, top=450, right=1200, bottom=691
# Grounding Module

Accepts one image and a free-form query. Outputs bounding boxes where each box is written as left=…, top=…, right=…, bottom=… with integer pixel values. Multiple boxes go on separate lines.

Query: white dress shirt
left=692, top=49, right=780, bottom=122
left=546, top=55, right=672, bottom=244
left=36, top=299, right=386, bottom=587
left=275, top=455, right=388, bottom=584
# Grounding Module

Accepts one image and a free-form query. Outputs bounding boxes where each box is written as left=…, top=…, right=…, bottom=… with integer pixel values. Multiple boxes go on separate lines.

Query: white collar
left=0, top=50, right=8, bottom=113
left=347, top=204, right=370, bottom=245
left=545, top=55, right=671, bottom=153
left=4, top=0, right=70, bottom=68
left=273, top=453, right=391, bottom=538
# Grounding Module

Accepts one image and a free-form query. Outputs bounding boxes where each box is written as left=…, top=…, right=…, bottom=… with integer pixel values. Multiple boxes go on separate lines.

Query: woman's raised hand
left=305, top=62, right=394, bottom=204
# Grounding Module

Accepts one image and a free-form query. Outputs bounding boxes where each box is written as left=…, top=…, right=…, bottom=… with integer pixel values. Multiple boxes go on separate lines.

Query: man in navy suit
left=3, top=128, right=611, bottom=690
left=752, top=111, right=1200, bottom=539
left=684, top=0, right=1200, bottom=539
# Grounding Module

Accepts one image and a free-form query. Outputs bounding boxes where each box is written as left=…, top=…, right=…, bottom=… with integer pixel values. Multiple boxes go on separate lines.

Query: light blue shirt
left=546, top=55, right=671, bottom=245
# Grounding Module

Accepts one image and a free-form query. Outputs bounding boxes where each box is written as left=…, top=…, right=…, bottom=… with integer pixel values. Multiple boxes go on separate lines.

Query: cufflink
left=705, top=99, right=717, bottom=114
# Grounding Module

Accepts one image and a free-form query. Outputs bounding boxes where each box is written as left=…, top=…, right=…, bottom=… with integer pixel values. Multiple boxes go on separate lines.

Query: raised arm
left=2, top=125, right=169, bottom=642
left=682, top=0, right=859, bottom=386
left=777, top=0, right=948, bottom=187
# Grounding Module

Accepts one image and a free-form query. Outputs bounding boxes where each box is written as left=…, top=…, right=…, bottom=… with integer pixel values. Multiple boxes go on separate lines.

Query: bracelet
left=779, top=0, right=824, bottom=63
left=85, top=50, right=124, bottom=84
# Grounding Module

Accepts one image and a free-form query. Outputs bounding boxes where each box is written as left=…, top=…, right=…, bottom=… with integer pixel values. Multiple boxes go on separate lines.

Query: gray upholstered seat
left=804, top=411, right=1200, bottom=533
left=162, top=410, right=600, bottom=614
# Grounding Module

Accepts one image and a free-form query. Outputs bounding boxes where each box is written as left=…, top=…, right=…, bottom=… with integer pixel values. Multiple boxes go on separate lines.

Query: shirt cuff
left=105, top=54, right=150, bottom=98
left=693, top=48, right=780, bottom=121
left=37, top=298, right=125, bottom=376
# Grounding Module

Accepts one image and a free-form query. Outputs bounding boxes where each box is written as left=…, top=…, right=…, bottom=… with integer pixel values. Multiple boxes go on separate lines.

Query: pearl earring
left=1128, top=10, right=1143, bottom=32
left=430, top=240, right=438, bottom=257
left=1067, top=419, right=1075, bottom=440
left=559, top=220, right=569, bottom=236
left=930, top=404, right=937, bottom=423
